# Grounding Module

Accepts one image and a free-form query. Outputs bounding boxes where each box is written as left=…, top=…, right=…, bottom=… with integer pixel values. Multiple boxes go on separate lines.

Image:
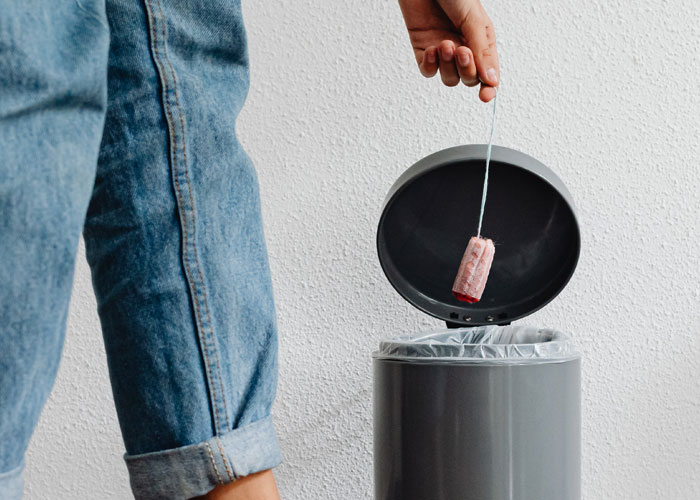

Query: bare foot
left=192, top=469, right=281, bottom=500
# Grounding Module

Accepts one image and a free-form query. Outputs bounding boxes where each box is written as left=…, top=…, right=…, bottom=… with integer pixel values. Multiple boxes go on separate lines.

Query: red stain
left=452, top=291, right=479, bottom=303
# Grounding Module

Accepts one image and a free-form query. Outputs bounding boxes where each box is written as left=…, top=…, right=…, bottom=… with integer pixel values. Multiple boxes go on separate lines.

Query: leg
left=0, top=1, right=109, bottom=497
left=83, top=1, right=281, bottom=498
left=198, top=470, right=281, bottom=500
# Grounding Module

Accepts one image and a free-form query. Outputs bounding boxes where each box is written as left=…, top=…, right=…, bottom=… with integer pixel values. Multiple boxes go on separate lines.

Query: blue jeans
left=0, top=1, right=281, bottom=498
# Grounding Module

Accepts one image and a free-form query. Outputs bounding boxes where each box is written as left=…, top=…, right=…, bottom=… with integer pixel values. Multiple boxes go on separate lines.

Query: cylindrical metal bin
left=373, top=327, right=580, bottom=500
left=374, top=145, right=583, bottom=500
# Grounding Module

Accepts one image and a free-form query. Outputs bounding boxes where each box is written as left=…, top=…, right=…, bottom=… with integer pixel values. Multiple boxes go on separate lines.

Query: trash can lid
left=376, top=145, right=581, bottom=327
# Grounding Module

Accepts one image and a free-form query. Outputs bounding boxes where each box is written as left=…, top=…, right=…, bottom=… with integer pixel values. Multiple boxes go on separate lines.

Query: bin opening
left=374, top=325, right=579, bottom=363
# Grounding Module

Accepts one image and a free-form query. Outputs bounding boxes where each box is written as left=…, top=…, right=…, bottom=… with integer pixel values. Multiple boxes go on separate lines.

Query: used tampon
left=451, top=236, right=495, bottom=303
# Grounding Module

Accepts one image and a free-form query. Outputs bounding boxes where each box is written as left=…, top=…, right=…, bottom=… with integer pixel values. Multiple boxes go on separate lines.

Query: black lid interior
left=377, top=145, right=581, bottom=327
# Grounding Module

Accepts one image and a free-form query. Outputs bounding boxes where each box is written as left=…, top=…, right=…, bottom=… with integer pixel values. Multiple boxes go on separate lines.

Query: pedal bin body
left=374, top=145, right=582, bottom=500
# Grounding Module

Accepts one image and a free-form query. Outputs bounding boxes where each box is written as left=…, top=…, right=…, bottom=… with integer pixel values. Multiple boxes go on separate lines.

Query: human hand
left=398, top=0, right=499, bottom=102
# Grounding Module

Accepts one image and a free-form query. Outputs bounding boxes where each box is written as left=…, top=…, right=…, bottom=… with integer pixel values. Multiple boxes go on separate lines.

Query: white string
left=477, top=90, right=498, bottom=237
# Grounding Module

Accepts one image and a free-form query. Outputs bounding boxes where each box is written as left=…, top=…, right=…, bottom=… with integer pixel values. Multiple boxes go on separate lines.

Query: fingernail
left=457, top=52, right=469, bottom=66
left=486, top=68, right=498, bottom=84
left=441, top=45, right=453, bottom=61
left=426, top=50, right=436, bottom=64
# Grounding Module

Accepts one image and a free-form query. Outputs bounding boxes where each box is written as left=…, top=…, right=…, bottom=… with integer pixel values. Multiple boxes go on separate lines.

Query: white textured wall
left=24, top=0, right=700, bottom=498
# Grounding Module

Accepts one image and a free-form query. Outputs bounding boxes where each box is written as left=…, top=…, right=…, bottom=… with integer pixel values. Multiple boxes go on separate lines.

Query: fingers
left=419, top=46, right=438, bottom=78
left=417, top=41, right=488, bottom=96
left=479, top=83, right=497, bottom=103
left=455, top=46, right=478, bottom=87
left=460, top=10, right=500, bottom=90
left=438, top=41, right=460, bottom=87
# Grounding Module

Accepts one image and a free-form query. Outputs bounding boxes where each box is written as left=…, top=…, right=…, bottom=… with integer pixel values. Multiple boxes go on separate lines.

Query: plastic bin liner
left=374, top=325, right=579, bottom=363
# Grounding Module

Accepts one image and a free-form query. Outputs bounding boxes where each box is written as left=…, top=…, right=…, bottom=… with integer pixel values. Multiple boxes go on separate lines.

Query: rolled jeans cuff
left=125, top=416, right=282, bottom=500
left=0, top=458, right=25, bottom=500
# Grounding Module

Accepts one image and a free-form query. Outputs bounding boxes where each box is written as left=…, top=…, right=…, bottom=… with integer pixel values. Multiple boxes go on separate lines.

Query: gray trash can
left=374, top=326, right=580, bottom=500
left=374, top=145, right=582, bottom=500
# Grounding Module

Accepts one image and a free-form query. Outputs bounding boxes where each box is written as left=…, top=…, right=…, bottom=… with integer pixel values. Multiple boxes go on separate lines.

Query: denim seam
left=204, top=442, right=224, bottom=485
left=141, top=0, right=229, bottom=435
left=153, top=0, right=230, bottom=433
left=215, top=436, right=236, bottom=481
